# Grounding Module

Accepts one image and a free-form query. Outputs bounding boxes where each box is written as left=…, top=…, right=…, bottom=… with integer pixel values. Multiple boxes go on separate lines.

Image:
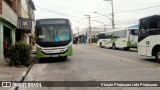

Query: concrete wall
left=0, top=1, right=18, bottom=60
left=0, top=0, right=2, bottom=14
left=2, top=0, right=18, bottom=26
left=0, top=21, right=4, bottom=60
left=18, top=0, right=36, bottom=44
left=0, top=0, right=35, bottom=59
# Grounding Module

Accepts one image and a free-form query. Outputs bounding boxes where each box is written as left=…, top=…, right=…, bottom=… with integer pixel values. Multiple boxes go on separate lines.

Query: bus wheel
left=112, top=43, right=116, bottom=50
left=123, top=47, right=130, bottom=51
left=100, top=43, right=103, bottom=48
left=155, top=49, right=160, bottom=63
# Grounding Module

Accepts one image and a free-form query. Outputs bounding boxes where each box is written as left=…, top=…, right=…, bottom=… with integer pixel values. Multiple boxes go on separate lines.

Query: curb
left=9, top=57, right=37, bottom=90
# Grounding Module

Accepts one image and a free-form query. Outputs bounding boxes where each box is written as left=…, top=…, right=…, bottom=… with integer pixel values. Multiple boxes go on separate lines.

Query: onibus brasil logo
left=1, top=82, right=42, bottom=88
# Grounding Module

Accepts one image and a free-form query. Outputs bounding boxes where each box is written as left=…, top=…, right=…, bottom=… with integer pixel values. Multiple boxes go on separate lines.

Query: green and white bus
left=97, top=28, right=138, bottom=50
left=138, top=15, right=160, bottom=63
left=35, top=18, right=73, bottom=59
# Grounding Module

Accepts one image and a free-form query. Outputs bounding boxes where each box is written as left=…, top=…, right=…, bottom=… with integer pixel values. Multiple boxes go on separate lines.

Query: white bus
left=138, top=15, right=160, bottom=63
left=97, top=28, right=138, bottom=51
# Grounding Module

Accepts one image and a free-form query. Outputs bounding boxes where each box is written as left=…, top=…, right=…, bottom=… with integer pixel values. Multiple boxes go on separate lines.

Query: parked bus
left=97, top=28, right=138, bottom=50
left=35, top=18, right=73, bottom=59
left=138, top=15, right=160, bottom=63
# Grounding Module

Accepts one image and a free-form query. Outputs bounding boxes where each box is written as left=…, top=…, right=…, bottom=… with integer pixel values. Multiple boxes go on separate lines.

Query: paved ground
left=0, top=59, right=27, bottom=90
left=18, top=44, right=160, bottom=90
left=0, top=59, right=27, bottom=81
left=0, top=54, right=35, bottom=90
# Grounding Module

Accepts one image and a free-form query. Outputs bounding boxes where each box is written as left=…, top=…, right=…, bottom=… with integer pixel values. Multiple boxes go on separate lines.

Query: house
left=0, top=0, right=36, bottom=60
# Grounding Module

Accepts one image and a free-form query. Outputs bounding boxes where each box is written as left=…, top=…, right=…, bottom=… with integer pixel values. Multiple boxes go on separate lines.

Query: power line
left=115, top=19, right=138, bottom=23
left=35, top=4, right=160, bottom=22
left=36, top=5, right=112, bottom=20
left=36, top=5, right=102, bottom=20
left=115, top=4, right=160, bottom=14
left=36, top=5, right=80, bottom=17
left=115, top=21, right=138, bottom=25
left=91, top=4, right=160, bottom=19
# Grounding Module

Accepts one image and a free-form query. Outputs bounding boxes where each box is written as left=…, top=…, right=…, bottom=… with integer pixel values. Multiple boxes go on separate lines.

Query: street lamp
left=75, top=27, right=80, bottom=44
left=84, top=14, right=92, bottom=46
left=91, top=20, right=106, bottom=32
left=103, top=0, right=115, bottom=29
left=94, top=12, right=112, bottom=20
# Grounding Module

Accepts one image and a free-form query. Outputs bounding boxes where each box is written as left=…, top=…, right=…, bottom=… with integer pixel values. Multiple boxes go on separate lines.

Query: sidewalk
left=0, top=54, right=35, bottom=81
left=0, top=59, right=27, bottom=81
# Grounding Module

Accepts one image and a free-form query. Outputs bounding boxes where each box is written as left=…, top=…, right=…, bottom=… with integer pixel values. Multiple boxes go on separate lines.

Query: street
left=19, top=44, right=160, bottom=90
left=1, top=0, right=160, bottom=90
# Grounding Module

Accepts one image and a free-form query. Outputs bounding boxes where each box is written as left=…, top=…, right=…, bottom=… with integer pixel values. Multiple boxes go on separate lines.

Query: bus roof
left=36, top=18, right=70, bottom=25
left=98, top=27, right=138, bottom=34
left=106, top=28, right=127, bottom=33
left=127, top=25, right=138, bottom=29
left=139, top=15, right=160, bottom=21
left=36, top=18, right=69, bottom=21
left=98, top=32, right=107, bottom=34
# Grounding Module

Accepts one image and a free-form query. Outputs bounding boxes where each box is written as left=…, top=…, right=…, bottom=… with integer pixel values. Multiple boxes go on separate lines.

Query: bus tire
left=155, top=49, right=160, bottom=63
left=123, top=47, right=130, bottom=51
left=112, top=43, right=116, bottom=50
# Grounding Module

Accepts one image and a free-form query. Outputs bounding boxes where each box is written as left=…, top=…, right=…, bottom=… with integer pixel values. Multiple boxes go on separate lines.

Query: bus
left=138, top=15, right=160, bottom=63
left=97, top=28, right=138, bottom=50
left=35, top=18, right=73, bottom=59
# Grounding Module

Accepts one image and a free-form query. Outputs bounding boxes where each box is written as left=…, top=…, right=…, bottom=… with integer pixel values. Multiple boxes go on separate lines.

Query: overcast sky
left=33, top=0, right=160, bottom=33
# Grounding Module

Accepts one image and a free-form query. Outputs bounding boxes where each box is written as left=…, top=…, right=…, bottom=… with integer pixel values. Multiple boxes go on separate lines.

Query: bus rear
left=35, top=18, right=73, bottom=59
left=127, top=28, right=138, bottom=48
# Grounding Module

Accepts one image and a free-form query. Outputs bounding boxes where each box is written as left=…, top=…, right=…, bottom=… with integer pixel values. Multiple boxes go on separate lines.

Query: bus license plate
left=52, top=54, right=59, bottom=57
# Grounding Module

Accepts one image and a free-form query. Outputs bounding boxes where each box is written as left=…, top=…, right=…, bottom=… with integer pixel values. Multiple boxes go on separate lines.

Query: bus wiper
left=44, top=26, right=52, bottom=39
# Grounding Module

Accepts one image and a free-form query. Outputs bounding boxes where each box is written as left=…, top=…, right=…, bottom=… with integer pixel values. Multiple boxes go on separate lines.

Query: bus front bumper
left=36, top=47, right=73, bottom=59
left=127, top=42, right=137, bottom=48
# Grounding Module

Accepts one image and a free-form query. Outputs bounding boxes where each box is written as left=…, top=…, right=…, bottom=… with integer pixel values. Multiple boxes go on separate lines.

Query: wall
left=0, top=0, right=2, bottom=14
left=0, top=0, right=18, bottom=60
left=0, top=21, right=4, bottom=59
left=2, top=0, right=18, bottom=26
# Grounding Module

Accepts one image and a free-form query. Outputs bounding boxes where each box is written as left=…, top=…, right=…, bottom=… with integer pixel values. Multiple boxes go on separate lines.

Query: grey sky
left=33, top=0, right=160, bottom=33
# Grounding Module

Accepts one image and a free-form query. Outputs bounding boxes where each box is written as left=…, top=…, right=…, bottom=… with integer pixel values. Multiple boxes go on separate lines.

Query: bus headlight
left=37, top=47, right=42, bottom=51
left=68, top=44, right=72, bottom=49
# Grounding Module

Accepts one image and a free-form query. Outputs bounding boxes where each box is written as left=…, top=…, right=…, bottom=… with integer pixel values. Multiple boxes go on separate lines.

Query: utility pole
left=75, top=27, right=80, bottom=44
left=111, top=0, right=114, bottom=29
left=77, top=27, right=79, bottom=44
left=84, top=15, right=92, bottom=46
left=76, top=21, right=80, bottom=44
left=104, top=0, right=115, bottom=29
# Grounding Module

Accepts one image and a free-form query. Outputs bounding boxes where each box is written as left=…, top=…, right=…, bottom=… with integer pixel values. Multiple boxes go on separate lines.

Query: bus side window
left=140, top=28, right=146, bottom=36
left=155, top=20, right=160, bottom=34
left=157, top=20, right=160, bottom=29
left=131, top=29, right=138, bottom=35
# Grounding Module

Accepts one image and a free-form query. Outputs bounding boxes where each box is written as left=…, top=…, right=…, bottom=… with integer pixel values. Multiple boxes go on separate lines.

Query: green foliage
left=8, top=41, right=31, bottom=67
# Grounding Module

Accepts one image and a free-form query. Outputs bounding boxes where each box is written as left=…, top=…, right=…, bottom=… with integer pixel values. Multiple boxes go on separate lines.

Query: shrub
left=8, top=41, right=31, bottom=67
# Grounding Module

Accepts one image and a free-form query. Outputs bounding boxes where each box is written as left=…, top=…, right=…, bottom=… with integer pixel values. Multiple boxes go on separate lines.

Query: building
left=77, top=28, right=108, bottom=37
left=0, top=0, right=36, bottom=60
left=17, top=0, right=36, bottom=45
left=73, top=28, right=106, bottom=44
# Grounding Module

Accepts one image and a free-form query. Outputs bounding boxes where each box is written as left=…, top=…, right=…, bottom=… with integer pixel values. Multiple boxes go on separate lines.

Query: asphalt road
left=19, top=44, right=160, bottom=90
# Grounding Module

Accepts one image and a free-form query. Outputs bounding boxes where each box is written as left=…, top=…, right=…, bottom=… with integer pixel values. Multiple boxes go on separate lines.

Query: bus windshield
left=36, top=25, right=71, bottom=42
left=139, top=16, right=160, bottom=37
